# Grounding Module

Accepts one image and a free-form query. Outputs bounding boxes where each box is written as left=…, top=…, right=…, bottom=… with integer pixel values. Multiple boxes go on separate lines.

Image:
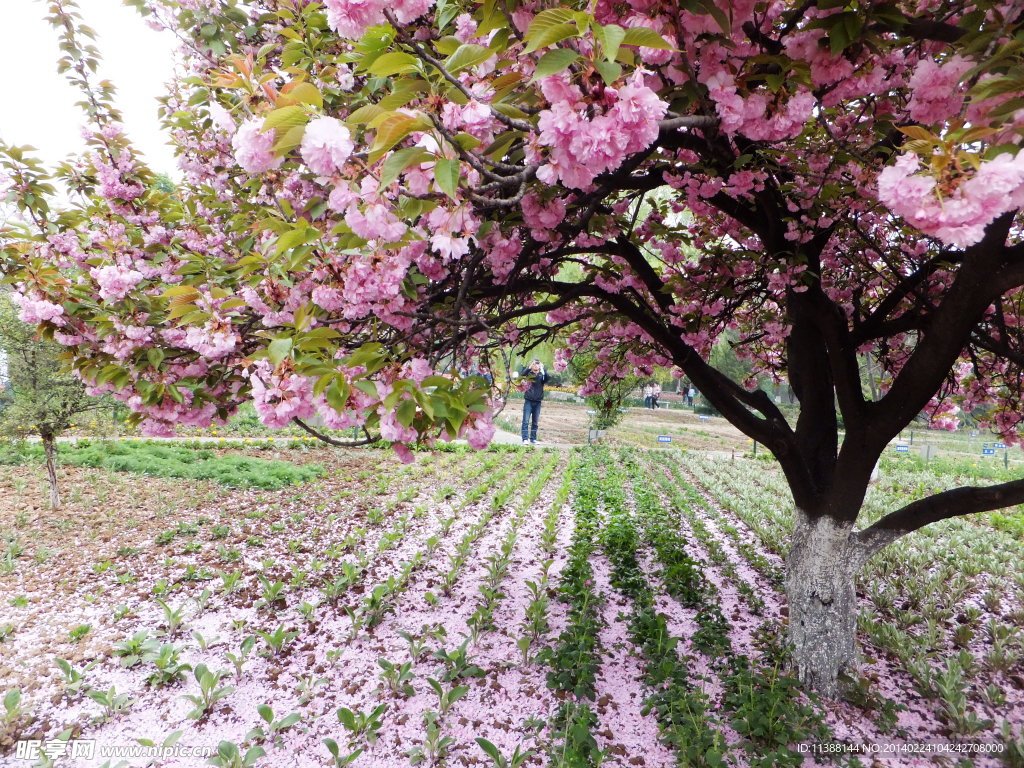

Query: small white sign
left=699, top=415, right=709, bottom=421
left=586, top=410, right=597, bottom=415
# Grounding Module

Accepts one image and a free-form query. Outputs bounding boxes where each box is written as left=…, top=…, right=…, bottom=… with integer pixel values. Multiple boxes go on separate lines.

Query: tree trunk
left=785, top=512, right=858, bottom=698
left=42, top=434, right=61, bottom=510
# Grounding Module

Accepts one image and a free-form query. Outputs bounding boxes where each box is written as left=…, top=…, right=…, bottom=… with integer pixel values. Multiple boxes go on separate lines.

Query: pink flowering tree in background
left=5, top=0, right=1024, bottom=695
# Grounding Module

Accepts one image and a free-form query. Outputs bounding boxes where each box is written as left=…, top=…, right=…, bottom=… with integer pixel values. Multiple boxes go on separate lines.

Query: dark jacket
left=518, top=366, right=551, bottom=401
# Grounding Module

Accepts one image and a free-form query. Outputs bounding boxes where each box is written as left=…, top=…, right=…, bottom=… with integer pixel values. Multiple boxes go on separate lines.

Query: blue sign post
left=983, top=448, right=996, bottom=456
left=896, top=445, right=909, bottom=453
left=586, top=410, right=597, bottom=415
left=658, top=435, right=672, bottom=443
left=995, top=443, right=1006, bottom=449
left=699, top=415, right=709, bottom=421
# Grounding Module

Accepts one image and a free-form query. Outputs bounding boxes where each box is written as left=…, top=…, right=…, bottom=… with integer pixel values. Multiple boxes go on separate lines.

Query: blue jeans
left=521, top=399, right=542, bottom=442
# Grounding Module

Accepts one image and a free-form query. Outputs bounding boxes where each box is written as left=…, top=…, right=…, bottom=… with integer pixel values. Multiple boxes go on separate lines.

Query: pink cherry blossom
left=90, top=265, right=145, bottom=302
left=324, top=0, right=386, bottom=39
left=300, top=117, right=355, bottom=176
left=231, top=118, right=284, bottom=174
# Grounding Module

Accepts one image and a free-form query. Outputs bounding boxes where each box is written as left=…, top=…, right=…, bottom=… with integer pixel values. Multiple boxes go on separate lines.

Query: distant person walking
left=652, top=382, right=661, bottom=409
left=687, top=387, right=695, bottom=407
left=643, top=383, right=654, bottom=409
left=517, top=358, right=550, bottom=445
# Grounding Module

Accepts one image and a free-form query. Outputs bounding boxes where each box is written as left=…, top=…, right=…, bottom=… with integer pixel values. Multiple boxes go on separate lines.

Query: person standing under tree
left=517, top=358, right=550, bottom=445
left=652, top=381, right=661, bottom=409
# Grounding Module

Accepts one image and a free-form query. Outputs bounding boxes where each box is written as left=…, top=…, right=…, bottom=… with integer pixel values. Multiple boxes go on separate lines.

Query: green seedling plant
left=289, top=566, right=309, bottom=590
left=155, top=598, right=189, bottom=637
left=361, top=585, right=396, bottom=628
left=376, top=657, right=416, bottom=697
left=2, top=688, right=27, bottom=730
left=294, top=673, right=328, bottom=705
left=432, top=638, right=486, bottom=682
left=323, top=740, right=363, bottom=768
left=475, top=738, right=536, bottom=768
left=406, top=710, right=456, bottom=766
left=53, top=657, right=99, bottom=700
left=522, top=579, right=550, bottom=641
left=426, top=678, right=469, bottom=718
left=218, top=544, right=242, bottom=564
left=69, top=624, right=91, bottom=643
left=256, top=624, right=299, bottom=656
left=397, top=630, right=430, bottom=663
left=180, top=664, right=234, bottom=719
left=192, top=588, right=213, bottom=617
left=206, top=741, right=266, bottom=768
left=343, top=606, right=365, bottom=644
left=245, top=703, right=302, bottom=744
left=336, top=703, right=387, bottom=746
left=256, top=575, right=286, bottom=609
left=516, top=636, right=534, bottom=667
left=142, top=643, right=192, bottom=687
left=298, top=599, right=321, bottom=623
left=192, top=630, right=222, bottom=651
left=87, top=685, right=135, bottom=723
left=135, top=731, right=184, bottom=767
left=225, top=636, right=257, bottom=682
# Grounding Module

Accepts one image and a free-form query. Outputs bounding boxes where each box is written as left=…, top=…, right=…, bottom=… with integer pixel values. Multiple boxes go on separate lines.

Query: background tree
left=567, top=348, right=643, bottom=430
left=0, top=294, right=111, bottom=508
left=5, top=0, right=1024, bottom=695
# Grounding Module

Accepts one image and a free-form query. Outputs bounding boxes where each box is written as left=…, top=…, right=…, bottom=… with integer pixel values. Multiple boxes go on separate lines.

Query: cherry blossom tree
left=5, top=0, right=1024, bottom=695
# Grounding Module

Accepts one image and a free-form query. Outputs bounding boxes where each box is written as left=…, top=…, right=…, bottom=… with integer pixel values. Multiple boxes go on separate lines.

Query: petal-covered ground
left=0, top=442, right=1021, bottom=767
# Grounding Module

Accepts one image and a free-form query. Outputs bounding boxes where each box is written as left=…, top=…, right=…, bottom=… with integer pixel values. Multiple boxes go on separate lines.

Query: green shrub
left=0, top=441, right=322, bottom=489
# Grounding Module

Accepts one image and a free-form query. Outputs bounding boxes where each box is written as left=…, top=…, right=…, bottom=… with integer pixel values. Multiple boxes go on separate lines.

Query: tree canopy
left=6, top=0, right=1024, bottom=693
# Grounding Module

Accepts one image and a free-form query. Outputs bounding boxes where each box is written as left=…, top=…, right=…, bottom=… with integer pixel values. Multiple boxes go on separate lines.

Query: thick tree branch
left=293, top=417, right=379, bottom=447
left=852, top=250, right=961, bottom=345
left=854, top=478, right=1024, bottom=565
left=874, top=212, right=1016, bottom=444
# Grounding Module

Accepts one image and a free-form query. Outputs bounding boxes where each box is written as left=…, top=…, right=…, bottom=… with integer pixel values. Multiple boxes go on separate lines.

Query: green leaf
left=420, top=375, right=451, bottom=389
left=594, top=59, right=622, bottom=85
left=395, top=398, right=417, bottom=428
left=697, top=0, right=730, bottom=35
left=380, top=147, right=429, bottom=188
left=434, top=36, right=462, bottom=55
left=147, top=348, right=165, bottom=368
left=257, top=704, right=273, bottom=723
left=284, top=82, right=323, bottom=107
left=370, top=113, right=430, bottom=163
left=267, top=338, right=293, bottom=367
left=523, top=7, right=577, bottom=53
left=369, top=52, right=419, bottom=77
left=445, top=44, right=494, bottom=73
left=621, top=27, right=675, bottom=50
left=475, top=738, right=501, bottom=761
left=594, top=23, right=626, bottom=61
left=524, top=22, right=578, bottom=54
left=261, top=105, right=308, bottom=133
left=530, top=49, right=580, bottom=83
left=347, top=104, right=386, bottom=125
left=434, top=156, right=460, bottom=200
left=274, top=227, right=311, bottom=256
left=273, top=124, right=306, bottom=155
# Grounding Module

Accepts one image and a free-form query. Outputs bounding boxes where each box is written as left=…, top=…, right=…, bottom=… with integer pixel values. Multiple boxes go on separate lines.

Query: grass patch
left=0, top=440, right=322, bottom=489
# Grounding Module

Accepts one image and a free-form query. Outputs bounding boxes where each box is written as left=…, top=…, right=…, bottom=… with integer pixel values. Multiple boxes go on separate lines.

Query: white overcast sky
left=0, top=0, right=180, bottom=177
